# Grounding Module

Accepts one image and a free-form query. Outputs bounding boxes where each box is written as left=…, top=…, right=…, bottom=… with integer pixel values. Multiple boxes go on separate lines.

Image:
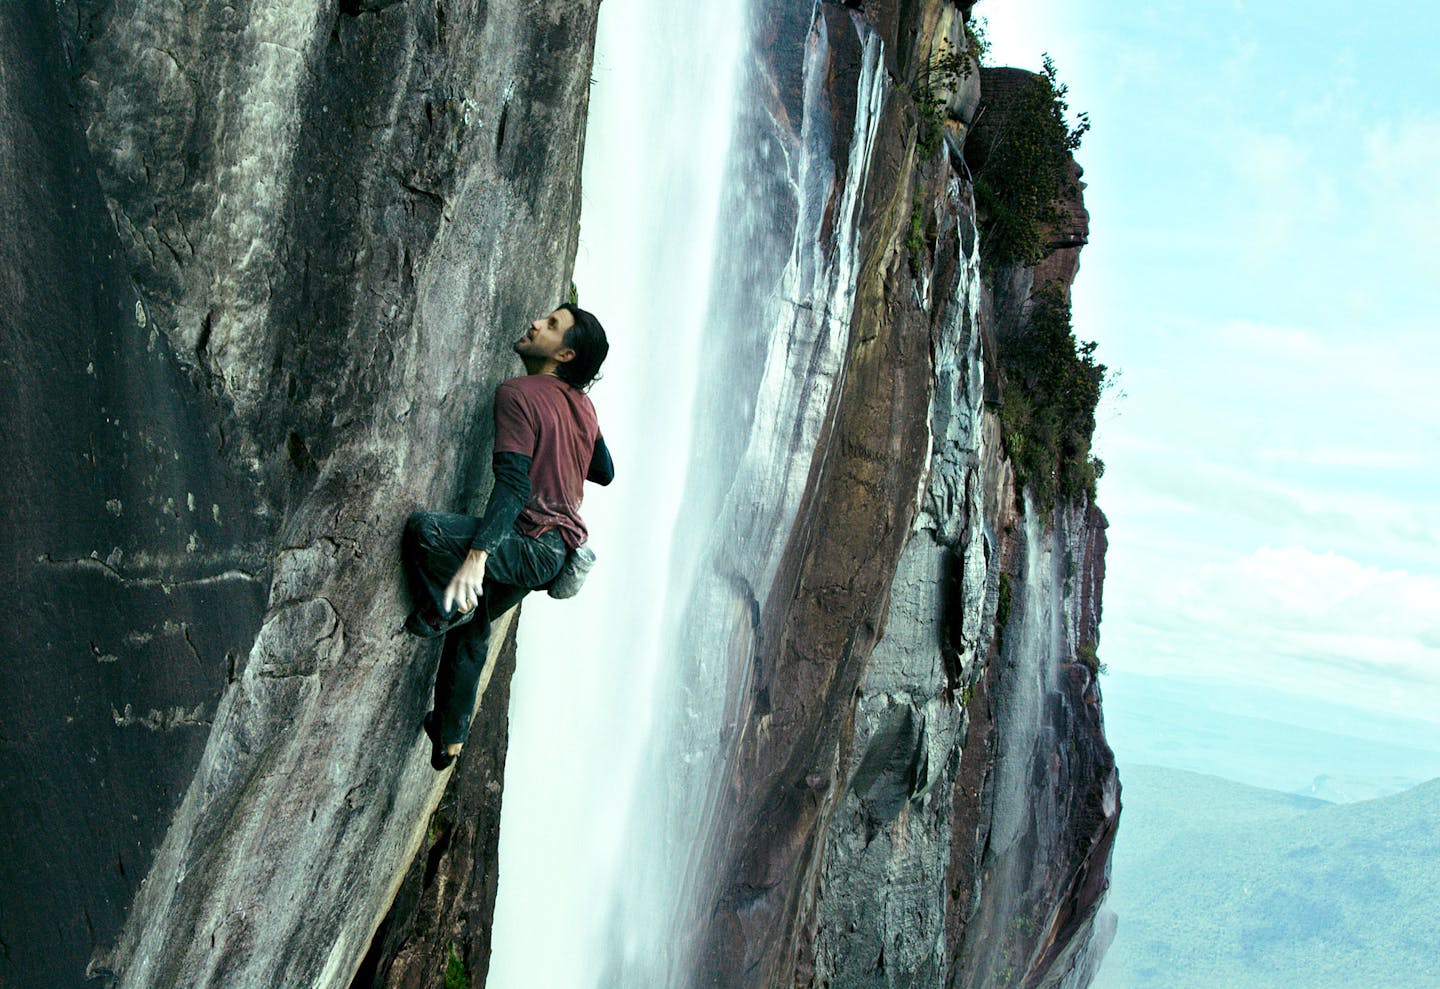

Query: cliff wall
left=0, top=2, right=599, bottom=986
left=1, top=1, right=1115, bottom=986
left=683, top=2, right=1120, bottom=986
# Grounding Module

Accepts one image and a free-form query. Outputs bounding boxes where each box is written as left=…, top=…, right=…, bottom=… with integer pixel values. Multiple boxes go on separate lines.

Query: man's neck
left=519, top=356, right=561, bottom=377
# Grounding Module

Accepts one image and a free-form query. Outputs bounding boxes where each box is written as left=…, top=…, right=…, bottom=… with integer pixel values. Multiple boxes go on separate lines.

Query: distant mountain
left=1297, top=772, right=1424, bottom=804
left=1092, top=765, right=1440, bottom=989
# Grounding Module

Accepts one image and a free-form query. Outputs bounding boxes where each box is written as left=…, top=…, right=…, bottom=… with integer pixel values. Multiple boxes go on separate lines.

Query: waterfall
left=486, top=0, right=745, bottom=985
left=488, top=2, right=888, bottom=984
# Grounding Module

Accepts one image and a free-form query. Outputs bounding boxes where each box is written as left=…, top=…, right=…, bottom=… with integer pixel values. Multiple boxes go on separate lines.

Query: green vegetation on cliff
left=959, top=55, right=1104, bottom=509
left=967, top=55, right=1089, bottom=267
left=998, top=287, right=1105, bottom=505
left=912, top=17, right=989, bottom=159
left=444, top=941, right=470, bottom=989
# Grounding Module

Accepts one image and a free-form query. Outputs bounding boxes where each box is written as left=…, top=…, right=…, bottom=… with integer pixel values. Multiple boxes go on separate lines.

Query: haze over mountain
left=1102, top=672, right=1440, bottom=799
left=1093, top=764, right=1440, bottom=989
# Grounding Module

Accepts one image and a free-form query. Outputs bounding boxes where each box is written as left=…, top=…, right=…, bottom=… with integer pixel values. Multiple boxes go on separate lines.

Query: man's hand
left=444, top=549, right=488, bottom=615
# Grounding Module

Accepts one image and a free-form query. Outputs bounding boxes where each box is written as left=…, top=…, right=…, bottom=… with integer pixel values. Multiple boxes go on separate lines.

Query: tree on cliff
left=967, top=55, right=1090, bottom=267
left=999, top=287, right=1106, bottom=506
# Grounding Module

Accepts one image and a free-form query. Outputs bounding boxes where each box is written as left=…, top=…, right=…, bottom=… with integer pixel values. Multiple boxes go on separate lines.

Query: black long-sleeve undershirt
left=469, top=436, right=614, bottom=553
left=587, top=434, right=614, bottom=486
left=469, top=451, right=531, bottom=554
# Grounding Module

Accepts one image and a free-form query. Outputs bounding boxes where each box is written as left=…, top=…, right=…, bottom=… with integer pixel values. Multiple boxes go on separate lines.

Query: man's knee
left=405, top=510, right=440, bottom=542
left=405, top=510, right=477, bottom=567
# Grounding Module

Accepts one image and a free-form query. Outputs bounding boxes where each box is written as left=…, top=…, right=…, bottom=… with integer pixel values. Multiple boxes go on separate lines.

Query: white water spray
left=490, top=2, right=893, bottom=984
left=487, top=1, right=745, bottom=986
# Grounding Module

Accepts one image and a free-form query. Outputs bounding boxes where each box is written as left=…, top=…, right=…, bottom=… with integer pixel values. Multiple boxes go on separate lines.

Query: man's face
left=513, top=308, right=576, bottom=364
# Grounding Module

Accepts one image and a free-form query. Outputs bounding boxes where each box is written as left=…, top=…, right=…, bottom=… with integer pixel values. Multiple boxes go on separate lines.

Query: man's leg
left=429, top=528, right=567, bottom=749
left=402, top=510, right=478, bottom=624
left=431, top=579, right=528, bottom=746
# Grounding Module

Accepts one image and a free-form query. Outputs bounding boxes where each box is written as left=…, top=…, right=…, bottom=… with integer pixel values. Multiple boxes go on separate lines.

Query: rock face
left=348, top=632, right=519, bottom=989
left=1, top=10, right=272, bottom=987
left=2, top=0, right=1115, bottom=986
left=0, top=2, right=599, bottom=986
left=679, top=3, right=1120, bottom=987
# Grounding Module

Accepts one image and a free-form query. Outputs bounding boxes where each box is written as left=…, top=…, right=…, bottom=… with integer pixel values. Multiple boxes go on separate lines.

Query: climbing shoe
left=422, top=711, right=457, bottom=771
left=403, top=602, right=476, bottom=639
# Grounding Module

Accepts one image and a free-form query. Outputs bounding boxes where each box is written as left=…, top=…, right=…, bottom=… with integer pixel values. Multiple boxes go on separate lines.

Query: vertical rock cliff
left=2, top=1, right=1116, bottom=986
left=1, top=2, right=599, bottom=986
left=675, top=2, right=1120, bottom=986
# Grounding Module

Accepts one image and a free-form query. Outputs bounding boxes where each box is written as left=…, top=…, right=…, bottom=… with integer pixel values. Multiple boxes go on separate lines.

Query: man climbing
left=402, top=303, right=612, bottom=770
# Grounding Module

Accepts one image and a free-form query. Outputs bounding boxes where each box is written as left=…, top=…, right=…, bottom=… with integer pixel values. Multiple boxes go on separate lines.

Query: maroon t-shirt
left=492, top=374, right=600, bottom=550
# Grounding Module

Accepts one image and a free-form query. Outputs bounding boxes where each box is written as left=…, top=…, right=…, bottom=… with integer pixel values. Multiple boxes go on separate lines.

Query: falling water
left=486, top=0, right=744, bottom=985
left=488, top=1, right=890, bottom=985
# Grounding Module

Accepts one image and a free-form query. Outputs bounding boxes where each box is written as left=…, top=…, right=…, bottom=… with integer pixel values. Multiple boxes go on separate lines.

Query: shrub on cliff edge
left=912, top=17, right=990, bottom=159
left=999, top=287, right=1105, bottom=506
left=967, top=55, right=1089, bottom=267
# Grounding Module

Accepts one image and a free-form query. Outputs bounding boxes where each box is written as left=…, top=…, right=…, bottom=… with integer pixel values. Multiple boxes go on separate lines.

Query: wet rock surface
left=685, top=3, right=1120, bottom=987
left=349, top=630, right=518, bottom=989
left=1, top=1, right=599, bottom=986
left=943, top=503, right=1118, bottom=989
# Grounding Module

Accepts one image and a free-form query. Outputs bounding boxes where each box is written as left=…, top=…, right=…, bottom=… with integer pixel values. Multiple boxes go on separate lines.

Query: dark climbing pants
left=402, top=510, right=567, bottom=745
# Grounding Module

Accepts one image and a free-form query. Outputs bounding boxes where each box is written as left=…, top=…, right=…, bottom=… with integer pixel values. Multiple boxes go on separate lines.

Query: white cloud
left=1250, top=447, right=1426, bottom=471
left=1221, top=127, right=1344, bottom=263
left=1102, top=448, right=1440, bottom=578
left=1104, top=546, right=1440, bottom=724
left=1199, top=547, right=1439, bottom=636
left=977, top=0, right=1063, bottom=70
left=1362, top=116, right=1440, bottom=261
left=1093, top=313, right=1440, bottom=573
left=1233, top=130, right=1309, bottom=182
left=974, top=0, right=1440, bottom=745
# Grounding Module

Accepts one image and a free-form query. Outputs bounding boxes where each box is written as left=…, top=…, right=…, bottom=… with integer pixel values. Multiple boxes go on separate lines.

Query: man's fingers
left=443, top=560, right=486, bottom=616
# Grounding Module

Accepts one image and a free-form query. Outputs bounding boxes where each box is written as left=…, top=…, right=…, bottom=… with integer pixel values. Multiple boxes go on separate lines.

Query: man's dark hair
left=557, top=303, right=609, bottom=391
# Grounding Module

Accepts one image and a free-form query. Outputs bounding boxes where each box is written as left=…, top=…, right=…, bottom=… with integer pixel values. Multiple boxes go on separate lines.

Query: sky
left=978, top=0, right=1440, bottom=763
